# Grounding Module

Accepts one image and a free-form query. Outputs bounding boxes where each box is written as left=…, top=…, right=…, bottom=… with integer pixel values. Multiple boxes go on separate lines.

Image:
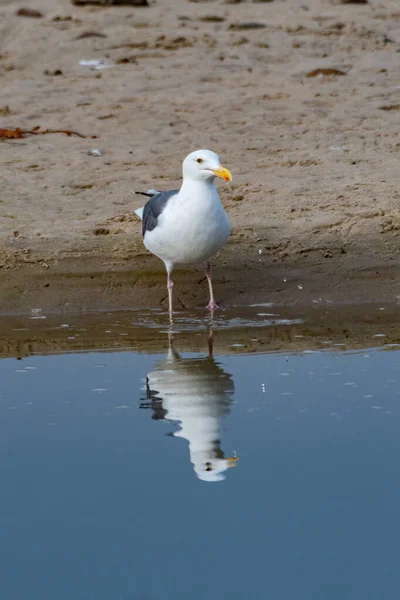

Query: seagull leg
left=207, top=326, right=214, bottom=356
left=168, top=325, right=174, bottom=349
left=205, top=262, right=219, bottom=311
left=166, top=268, right=174, bottom=319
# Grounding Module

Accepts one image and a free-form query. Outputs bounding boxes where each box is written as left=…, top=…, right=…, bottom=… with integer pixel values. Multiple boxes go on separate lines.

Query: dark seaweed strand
left=142, top=190, right=179, bottom=236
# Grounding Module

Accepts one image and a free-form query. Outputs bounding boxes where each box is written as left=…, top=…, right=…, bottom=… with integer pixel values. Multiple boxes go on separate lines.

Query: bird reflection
left=140, top=330, right=238, bottom=482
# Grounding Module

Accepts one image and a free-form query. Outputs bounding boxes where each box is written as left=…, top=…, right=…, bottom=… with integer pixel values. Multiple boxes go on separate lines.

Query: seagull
left=140, top=336, right=238, bottom=482
left=135, top=149, right=232, bottom=314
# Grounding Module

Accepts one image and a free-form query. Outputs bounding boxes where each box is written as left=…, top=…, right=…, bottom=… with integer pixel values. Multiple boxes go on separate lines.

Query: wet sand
left=2, top=304, right=400, bottom=358
left=1, top=0, right=400, bottom=313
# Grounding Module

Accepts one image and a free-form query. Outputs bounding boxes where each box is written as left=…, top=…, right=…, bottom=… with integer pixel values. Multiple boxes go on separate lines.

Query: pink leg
left=167, top=272, right=174, bottom=316
left=205, top=262, right=219, bottom=311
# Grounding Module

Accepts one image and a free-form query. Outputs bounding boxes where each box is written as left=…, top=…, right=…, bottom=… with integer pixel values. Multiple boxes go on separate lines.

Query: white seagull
left=142, top=345, right=238, bottom=483
left=135, top=149, right=232, bottom=313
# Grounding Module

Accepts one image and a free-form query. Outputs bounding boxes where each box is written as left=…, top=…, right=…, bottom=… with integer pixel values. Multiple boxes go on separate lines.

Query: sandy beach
left=1, top=0, right=399, bottom=313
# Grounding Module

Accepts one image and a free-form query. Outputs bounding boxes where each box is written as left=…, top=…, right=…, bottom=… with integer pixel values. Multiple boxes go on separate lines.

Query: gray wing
left=141, top=189, right=179, bottom=236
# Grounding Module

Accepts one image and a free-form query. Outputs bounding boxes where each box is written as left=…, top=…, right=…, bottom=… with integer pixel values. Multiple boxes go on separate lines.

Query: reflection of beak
left=212, top=165, right=232, bottom=183
left=226, top=456, right=238, bottom=468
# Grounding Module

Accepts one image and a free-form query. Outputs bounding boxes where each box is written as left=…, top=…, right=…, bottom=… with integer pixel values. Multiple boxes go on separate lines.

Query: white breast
left=144, top=181, right=231, bottom=267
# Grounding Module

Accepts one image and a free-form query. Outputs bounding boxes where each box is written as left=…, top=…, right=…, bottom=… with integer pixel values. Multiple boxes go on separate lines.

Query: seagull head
left=195, top=456, right=238, bottom=483
left=182, top=149, right=232, bottom=183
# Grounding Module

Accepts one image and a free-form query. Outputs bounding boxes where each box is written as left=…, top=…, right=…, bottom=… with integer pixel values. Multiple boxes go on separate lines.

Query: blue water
left=1, top=342, right=400, bottom=599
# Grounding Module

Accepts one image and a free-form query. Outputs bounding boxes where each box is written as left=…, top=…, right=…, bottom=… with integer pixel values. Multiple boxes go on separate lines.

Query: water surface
left=1, top=307, right=400, bottom=599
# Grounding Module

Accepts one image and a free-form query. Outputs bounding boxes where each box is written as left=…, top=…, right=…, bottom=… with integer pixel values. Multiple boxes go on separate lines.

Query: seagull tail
left=135, top=190, right=160, bottom=221
left=134, top=189, right=160, bottom=219
left=134, top=206, right=144, bottom=220
left=135, top=189, right=160, bottom=198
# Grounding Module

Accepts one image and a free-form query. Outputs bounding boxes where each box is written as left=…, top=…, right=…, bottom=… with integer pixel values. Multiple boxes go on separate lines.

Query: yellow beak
left=226, top=456, right=239, bottom=468
left=212, top=165, right=232, bottom=183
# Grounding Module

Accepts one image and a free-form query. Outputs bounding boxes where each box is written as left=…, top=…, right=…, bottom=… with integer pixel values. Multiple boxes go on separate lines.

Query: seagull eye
left=197, top=158, right=204, bottom=164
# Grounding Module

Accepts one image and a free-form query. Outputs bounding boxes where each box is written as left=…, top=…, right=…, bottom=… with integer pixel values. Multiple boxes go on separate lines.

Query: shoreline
left=1, top=303, right=400, bottom=359
left=1, top=236, right=400, bottom=315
